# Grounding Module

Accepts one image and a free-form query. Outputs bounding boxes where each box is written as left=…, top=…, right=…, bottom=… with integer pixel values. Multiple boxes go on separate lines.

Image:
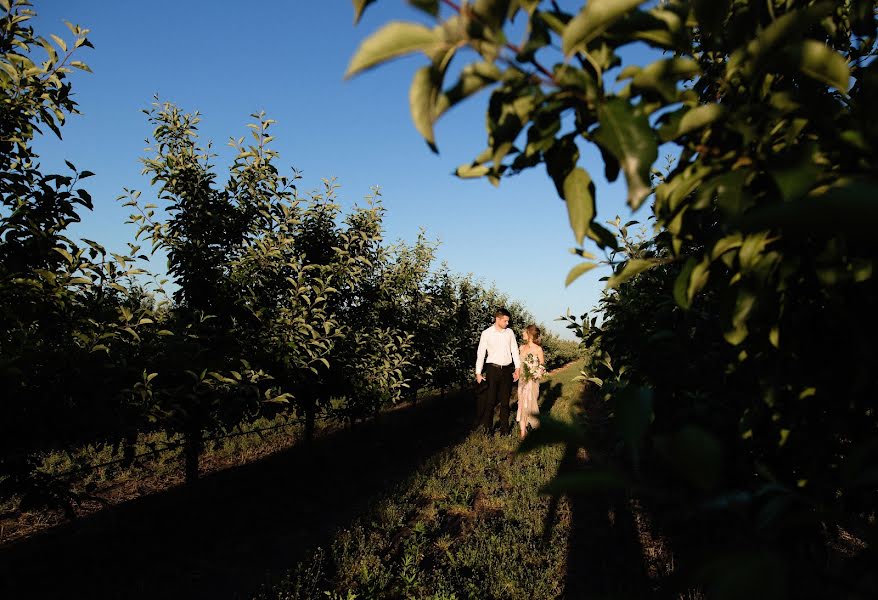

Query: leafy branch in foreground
left=349, top=1, right=877, bottom=597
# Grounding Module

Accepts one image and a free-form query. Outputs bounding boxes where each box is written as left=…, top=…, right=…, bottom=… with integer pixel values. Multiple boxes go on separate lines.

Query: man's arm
left=509, top=329, right=521, bottom=369
left=475, top=330, right=487, bottom=381
left=509, top=329, right=521, bottom=381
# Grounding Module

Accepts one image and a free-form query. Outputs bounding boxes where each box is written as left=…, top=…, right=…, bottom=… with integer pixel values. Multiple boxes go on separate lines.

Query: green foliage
left=0, top=0, right=145, bottom=509
left=350, top=0, right=878, bottom=596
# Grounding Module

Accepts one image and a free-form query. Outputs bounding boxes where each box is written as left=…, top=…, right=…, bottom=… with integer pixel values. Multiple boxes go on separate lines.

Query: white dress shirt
left=475, top=325, right=521, bottom=375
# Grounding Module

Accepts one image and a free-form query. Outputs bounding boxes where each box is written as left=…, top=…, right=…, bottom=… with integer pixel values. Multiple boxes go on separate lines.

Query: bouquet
left=521, top=352, right=546, bottom=382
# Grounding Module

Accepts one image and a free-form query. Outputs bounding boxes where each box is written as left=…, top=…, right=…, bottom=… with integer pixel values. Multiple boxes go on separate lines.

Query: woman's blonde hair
left=525, top=324, right=542, bottom=346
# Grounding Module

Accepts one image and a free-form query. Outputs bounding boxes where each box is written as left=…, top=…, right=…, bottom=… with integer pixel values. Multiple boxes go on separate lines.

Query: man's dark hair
left=494, top=307, right=511, bottom=318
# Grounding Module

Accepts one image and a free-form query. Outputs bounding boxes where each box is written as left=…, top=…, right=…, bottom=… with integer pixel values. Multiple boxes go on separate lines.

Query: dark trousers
left=476, top=363, right=514, bottom=432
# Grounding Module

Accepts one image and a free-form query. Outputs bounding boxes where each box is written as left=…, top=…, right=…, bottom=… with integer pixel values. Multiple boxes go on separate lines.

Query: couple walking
left=474, top=308, right=546, bottom=439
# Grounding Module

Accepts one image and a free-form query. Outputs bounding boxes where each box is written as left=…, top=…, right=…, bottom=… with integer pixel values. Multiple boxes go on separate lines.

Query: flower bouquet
left=521, top=352, right=546, bottom=382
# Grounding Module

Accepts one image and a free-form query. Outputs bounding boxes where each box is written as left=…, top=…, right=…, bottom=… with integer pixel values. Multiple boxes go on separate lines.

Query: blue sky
left=30, top=1, right=658, bottom=338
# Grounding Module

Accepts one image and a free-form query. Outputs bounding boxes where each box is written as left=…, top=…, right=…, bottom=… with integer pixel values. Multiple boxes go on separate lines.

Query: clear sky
left=30, top=1, right=657, bottom=339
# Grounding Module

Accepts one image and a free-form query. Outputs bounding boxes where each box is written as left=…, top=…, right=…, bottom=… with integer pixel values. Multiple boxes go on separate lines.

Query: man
left=475, top=307, right=521, bottom=434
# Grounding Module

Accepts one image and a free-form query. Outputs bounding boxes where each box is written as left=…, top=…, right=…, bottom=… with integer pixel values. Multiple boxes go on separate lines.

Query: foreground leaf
left=607, top=258, right=661, bottom=288
left=784, top=40, right=851, bottom=92
left=562, top=0, right=647, bottom=55
left=565, top=260, right=599, bottom=287
left=563, top=167, right=596, bottom=246
left=409, top=65, right=441, bottom=151
left=346, top=22, right=439, bottom=78
left=592, top=98, right=657, bottom=210
left=352, top=0, right=377, bottom=24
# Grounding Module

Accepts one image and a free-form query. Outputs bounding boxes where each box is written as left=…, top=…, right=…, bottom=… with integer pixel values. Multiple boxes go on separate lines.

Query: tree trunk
left=121, top=429, right=137, bottom=468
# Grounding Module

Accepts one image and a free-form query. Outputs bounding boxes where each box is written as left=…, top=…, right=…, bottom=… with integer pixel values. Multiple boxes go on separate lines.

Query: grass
left=0, top=413, right=315, bottom=543
left=1, top=388, right=449, bottom=544
left=255, top=363, right=586, bottom=600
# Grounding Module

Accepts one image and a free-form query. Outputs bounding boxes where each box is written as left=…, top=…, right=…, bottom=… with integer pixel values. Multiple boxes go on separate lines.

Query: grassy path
left=257, top=363, right=587, bottom=600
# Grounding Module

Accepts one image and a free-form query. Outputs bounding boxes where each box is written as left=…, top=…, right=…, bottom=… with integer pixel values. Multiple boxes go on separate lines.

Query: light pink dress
left=516, top=350, right=541, bottom=429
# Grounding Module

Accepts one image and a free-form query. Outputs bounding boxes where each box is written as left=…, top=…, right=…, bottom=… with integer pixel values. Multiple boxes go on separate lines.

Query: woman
left=517, top=324, right=546, bottom=440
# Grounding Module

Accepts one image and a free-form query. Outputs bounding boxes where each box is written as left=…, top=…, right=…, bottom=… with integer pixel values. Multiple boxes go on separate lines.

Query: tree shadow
left=539, top=381, right=563, bottom=415
left=0, top=389, right=477, bottom=600
left=555, top=383, right=660, bottom=598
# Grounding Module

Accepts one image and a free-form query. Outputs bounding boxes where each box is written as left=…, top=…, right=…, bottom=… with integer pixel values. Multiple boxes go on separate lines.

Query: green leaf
left=50, top=34, right=67, bottom=52
left=53, top=247, right=75, bottom=264
left=352, top=0, right=377, bottom=24
left=607, top=258, right=660, bottom=288
left=545, top=134, right=579, bottom=198
left=434, top=61, right=502, bottom=119
left=69, top=60, right=92, bottom=73
left=592, top=98, right=657, bottom=210
left=710, top=234, right=743, bottom=261
left=605, top=9, right=683, bottom=51
left=627, top=57, right=701, bottom=102
left=659, top=103, right=725, bottom=142
left=409, top=65, right=442, bottom=151
left=727, top=1, right=834, bottom=77
left=563, top=168, right=596, bottom=246
left=562, top=0, right=647, bottom=55
left=0, top=61, right=18, bottom=80
left=770, top=153, right=820, bottom=202
left=554, top=63, right=600, bottom=104
left=783, top=40, right=851, bottom=92
left=455, top=163, right=490, bottom=178
left=409, top=0, right=439, bottom=17
left=346, top=22, right=439, bottom=78
left=565, top=261, right=599, bottom=287
left=724, top=287, right=756, bottom=345
left=473, top=0, right=512, bottom=29
left=673, top=255, right=710, bottom=309
left=587, top=221, right=619, bottom=250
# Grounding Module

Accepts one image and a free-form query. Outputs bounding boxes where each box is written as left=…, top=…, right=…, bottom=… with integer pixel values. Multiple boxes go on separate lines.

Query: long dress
left=516, top=351, right=541, bottom=430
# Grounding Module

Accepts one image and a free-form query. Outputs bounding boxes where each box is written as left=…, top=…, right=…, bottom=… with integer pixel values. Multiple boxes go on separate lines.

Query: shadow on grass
left=552, top=383, right=659, bottom=598
left=0, top=390, right=477, bottom=600
left=539, top=381, right=563, bottom=415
